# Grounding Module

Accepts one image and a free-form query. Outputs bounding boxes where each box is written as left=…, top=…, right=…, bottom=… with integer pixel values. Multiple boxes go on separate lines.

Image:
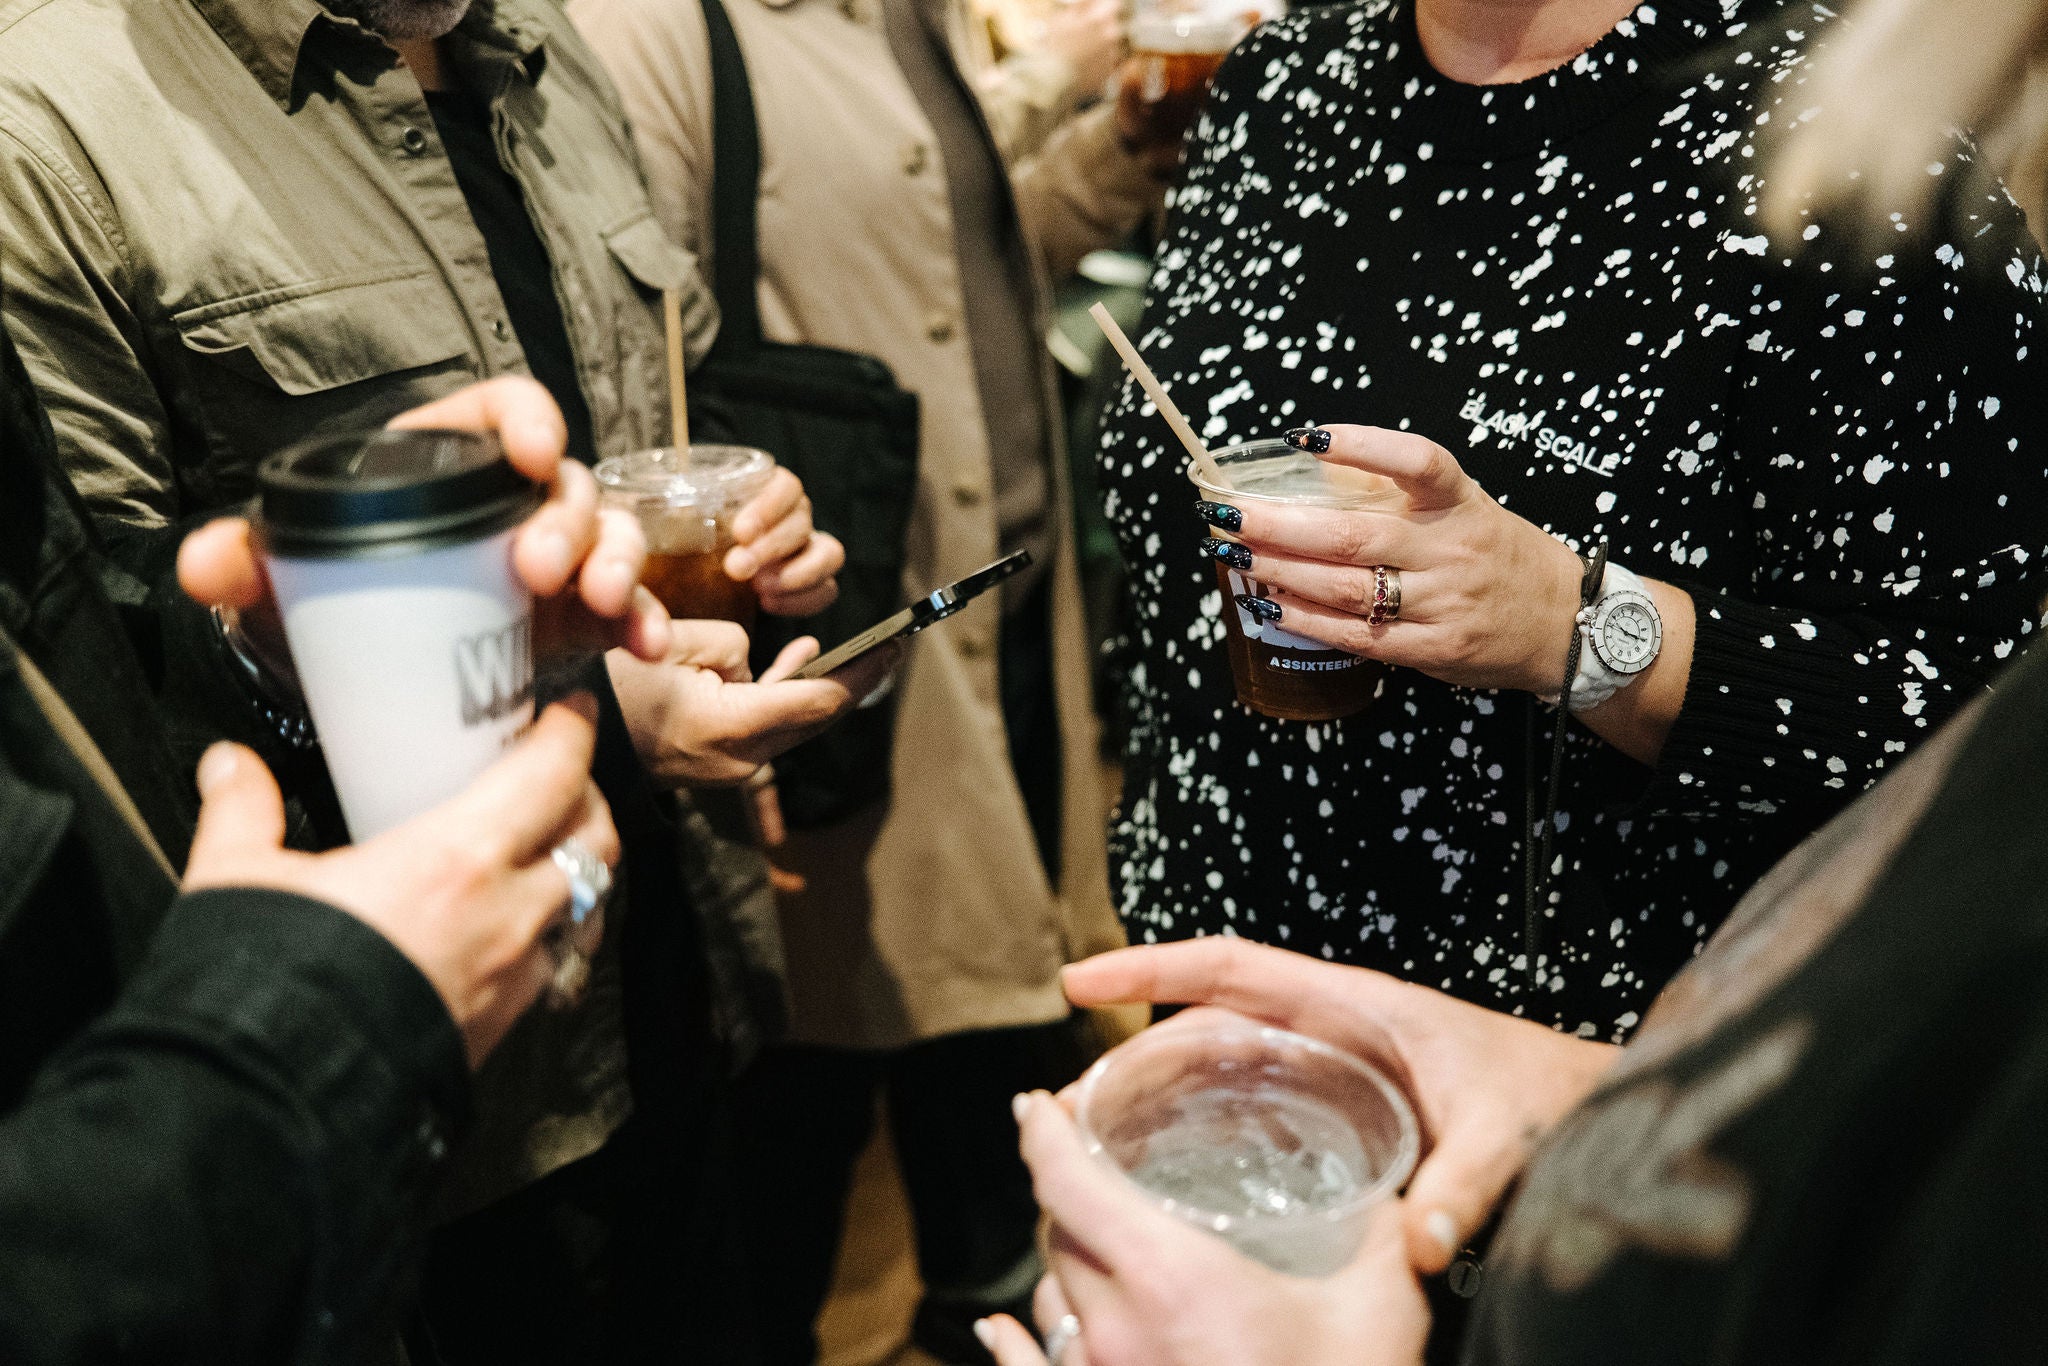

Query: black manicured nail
left=1195, top=500, right=1243, bottom=532
left=1283, top=426, right=1332, bottom=454
left=1198, top=539, right=1253, bottom=571
left=1236, top=593, right=1282, bottom=623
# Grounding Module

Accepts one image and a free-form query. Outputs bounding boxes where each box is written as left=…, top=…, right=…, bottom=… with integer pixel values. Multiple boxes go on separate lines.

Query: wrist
left=1526, top=537, right=1591, bottom=694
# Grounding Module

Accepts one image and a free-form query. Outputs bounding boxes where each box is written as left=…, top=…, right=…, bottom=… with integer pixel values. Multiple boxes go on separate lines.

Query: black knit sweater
left=1097, top=0, right=2048, bottom=1038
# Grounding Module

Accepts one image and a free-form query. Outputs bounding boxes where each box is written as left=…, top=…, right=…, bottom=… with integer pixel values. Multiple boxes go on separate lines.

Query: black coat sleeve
left=0, top=889, right=468, bottom=1366
left=1647, top=148, right=2048, bottom=819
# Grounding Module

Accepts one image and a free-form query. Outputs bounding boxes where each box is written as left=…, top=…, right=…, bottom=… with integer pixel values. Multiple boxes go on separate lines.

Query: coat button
left=951, top=484, right=982, bottom=508
left=902, top=141, right=930, bottom=176
left=492, top=319, right=512, bottom=342
left=400, top=125, right=428, bottom=155
left=926, top=314, right=955, bottom=344
left=958, top=633, right=991, bottom=660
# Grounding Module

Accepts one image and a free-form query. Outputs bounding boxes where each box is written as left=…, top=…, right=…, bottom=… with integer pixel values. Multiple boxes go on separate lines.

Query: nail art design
left=1236, top=593, right=1282, bottom=623
left=1283, top=426, right=1332, bottom=454
left=1198, top=538, right=1253, bottom=571
left=1194, top=500, right=1243, bottom=532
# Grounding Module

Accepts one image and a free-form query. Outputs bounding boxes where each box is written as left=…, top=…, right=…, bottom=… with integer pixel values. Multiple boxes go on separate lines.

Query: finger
left=1222, top=503, right=1413, bottom=568
left=176, top=516, right=266, bottom=610
left=725, top=505, right=815, bottom=583
left=729, top=467, right=804, bottom=546
left=758, top=579, right=841, bottom=620
left=622, top=585, right=674, bottom=662
left=753, top=531, right=845, bottom=600
left=817, top=639, right=901, bottom=701
left=1016, top=1090, right=1182, bottom=1271
left=1228, top=589, right=1435, bottom=664
left=667, top=618, right=753, bottom=677
left=1401, top=1118, right=1530, bottom=1276
left=1224, top=546, right=1424, bottom=622
left=183, top=743, right=289, bottom=885
left=975, top=1315, right=1050, bottom=1366
left=1313, top=425, right=1468, bottom=511
left=513, top=458, right=601, bottom=599
left=1033, top=1275, right=1077, bottom=1337
left=756, top=636, right=822, bottom=685
left=1062, top=940, right=1422, bottom=1044
left=502, top=778, right=621, bottom=943
left=388, top=376, right=568, bottom=483
left=574, top=505, right=647, bottom=621
left=722, top=677, right=861, bottom=740
left=441, top=694, right=603, bottom=861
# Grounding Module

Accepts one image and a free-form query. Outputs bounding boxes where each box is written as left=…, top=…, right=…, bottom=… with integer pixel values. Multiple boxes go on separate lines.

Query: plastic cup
left=1194, top=438, right=1400, bottom=721
left=593, top=445, right=776, bottom=626
left=1075, top=1011, right=1419, bottom=1277
left=1121, top=10, right=1241, bottom=161
left=255, top=429, right=543, bottom=842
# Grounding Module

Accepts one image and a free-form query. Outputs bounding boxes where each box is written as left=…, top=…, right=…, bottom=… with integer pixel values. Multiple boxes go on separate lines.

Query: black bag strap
left=698, top=0, right=764, bottom=359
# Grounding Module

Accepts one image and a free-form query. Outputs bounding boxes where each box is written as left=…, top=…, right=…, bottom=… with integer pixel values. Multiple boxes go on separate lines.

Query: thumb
left=1400, top=1110, right=1527, bottom=1275
left=182, top=742, right=289, bottom=888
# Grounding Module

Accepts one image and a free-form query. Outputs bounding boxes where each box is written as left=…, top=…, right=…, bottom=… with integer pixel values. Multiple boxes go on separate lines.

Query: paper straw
left=1088, top=303, right=1225, bottom=487
left=663, top=288, right=691, bottom=466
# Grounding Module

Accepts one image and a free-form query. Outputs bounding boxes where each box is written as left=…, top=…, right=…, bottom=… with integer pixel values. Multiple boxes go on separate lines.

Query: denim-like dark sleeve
left=0, top=888, right=469, bottom=1365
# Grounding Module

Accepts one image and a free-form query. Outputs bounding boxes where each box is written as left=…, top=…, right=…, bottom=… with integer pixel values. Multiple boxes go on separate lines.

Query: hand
left=1062, top=938, right=1619, bottom=1274
left=724, top=468, right=844, bottom=618
left=177, top=376, right=673, bottom=677
left=1036, top=0, right=1126, bottom=98
left=605, top=619, right=900, bottom=788
left=976, top=1090, right=1430, bottom=1366
left=180, top=696, right=619, bottom=1067
left=1210, top=424, right=1586, bottom=695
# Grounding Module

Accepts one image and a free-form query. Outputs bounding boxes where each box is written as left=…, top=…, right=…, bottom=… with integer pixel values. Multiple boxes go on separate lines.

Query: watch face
left=1594, top=592, right=1662, bottom=674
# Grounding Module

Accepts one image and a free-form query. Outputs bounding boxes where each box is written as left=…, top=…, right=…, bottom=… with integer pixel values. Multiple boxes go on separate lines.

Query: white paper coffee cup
left=256, top=429, right=544, bottom=841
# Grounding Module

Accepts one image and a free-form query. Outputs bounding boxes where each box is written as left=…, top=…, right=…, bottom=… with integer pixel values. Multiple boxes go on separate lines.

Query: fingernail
left=1425, top=1209, right=1460, bottom=1255
left=1236, top=593, right=1282, bottom=623
left=1283, top=426, right=1332, bottom=454
left=973, top=1319, right=997, bottom=1351
left=1194, top=500, right=1243, bottom=532
left=196, top=742, right=240, bottom=796
left=1198, top=538, right=1252, bottom=571
left=1012, top=1092, right=1033, bottom=1124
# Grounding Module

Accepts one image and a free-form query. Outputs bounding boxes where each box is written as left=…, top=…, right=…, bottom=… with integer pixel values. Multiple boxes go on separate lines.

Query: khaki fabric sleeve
left=568, top=0, right=717, bottom=279
left=1009, top=101, right=1164, bottom=284
left=974, top=50, right=1081, bottom=162
left=0, top=116, right=176, bottom=527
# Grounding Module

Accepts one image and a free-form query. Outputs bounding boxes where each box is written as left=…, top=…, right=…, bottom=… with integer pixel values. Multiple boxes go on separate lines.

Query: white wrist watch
left=1558, top=562, right=1663, bottom=712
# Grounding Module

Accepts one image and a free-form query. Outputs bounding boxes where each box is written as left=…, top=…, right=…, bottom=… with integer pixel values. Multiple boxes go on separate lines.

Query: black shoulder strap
left=698, top=0, right=764, bottom=358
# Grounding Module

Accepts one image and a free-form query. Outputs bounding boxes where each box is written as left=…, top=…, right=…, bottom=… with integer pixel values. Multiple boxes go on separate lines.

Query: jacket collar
left=188, top=0, right=550, bottom=110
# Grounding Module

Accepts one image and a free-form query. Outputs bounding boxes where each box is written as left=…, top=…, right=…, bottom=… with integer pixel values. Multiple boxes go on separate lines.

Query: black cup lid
left=256, top=428, right=544, bottom=559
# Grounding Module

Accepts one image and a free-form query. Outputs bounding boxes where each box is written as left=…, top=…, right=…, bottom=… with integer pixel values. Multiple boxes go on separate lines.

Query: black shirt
left=1096, top=0, right=2048, bottom=1038
left=1468, top=637, right=2048, bottom=1363
left=426, top=90, right=600, bottom=466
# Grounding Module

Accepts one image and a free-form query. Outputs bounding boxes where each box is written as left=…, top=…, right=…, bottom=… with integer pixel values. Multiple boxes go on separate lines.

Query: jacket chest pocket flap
left=173, top=271, right=471, bottom=395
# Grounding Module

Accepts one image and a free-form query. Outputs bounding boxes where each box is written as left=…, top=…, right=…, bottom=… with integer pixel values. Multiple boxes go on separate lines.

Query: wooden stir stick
left=663, top=288, right=691, bottom=465
left=1088, top=303, right=1225, bottom=488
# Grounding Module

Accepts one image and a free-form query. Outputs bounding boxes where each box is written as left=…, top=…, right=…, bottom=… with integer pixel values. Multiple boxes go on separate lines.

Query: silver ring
left=551, top=837, right=613, bottom=929
left=1043, top=1314, right=1081, bottom=1366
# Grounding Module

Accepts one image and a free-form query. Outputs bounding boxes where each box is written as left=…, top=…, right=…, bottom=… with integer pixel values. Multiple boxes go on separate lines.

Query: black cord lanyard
left=1521, top=539, right=1608, bottom=988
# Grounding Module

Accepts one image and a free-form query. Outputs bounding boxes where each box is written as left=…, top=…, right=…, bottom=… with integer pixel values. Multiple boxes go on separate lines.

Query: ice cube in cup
left=1075, top=1010, right=1419, bottom=1276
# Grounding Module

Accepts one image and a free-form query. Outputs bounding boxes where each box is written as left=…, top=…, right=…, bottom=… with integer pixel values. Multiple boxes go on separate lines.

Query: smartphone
left=791, top=551, right=1032, bottom=681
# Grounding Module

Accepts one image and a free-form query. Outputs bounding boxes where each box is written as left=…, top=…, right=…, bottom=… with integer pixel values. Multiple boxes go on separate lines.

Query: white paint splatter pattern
left=1097, top=0, right=2048, bottom=1040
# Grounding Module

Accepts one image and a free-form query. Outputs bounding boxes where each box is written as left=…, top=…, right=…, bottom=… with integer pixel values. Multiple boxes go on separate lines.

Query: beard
left=326, top=0, right=473, bottom=41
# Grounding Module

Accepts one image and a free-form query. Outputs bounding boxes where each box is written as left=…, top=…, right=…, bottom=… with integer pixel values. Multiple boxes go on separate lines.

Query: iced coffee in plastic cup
left=1196, top=438, right=1398, bottom=722
left=594, top=445, right=776, bottom=626
left=1120, top=11, right=1240, bottom=163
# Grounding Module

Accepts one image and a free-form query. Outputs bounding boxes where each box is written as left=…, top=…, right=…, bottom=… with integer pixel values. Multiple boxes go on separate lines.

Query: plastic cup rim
left=593, top=444, right=776, bottom=506
left=1189, top=437, right=1400, bottom=509
left=1073, top=1013, right=1422, bottom=1233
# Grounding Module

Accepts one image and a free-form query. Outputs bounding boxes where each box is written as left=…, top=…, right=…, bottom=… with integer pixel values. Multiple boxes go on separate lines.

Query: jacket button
left=400, top=125, right=428, bottom=155
left=951, top=484, right=982, bottom=508
left=902, top=142, right=930, bottom=176
left=926, top=314, right=955, bottom=344
left=958, top=634, right=991, bottom=660
left=492, top=319, right=512, bottom=342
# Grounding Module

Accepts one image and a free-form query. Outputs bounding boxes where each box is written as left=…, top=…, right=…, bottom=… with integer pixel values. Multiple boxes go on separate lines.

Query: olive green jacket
left=0, top=0, right=717, bottom=527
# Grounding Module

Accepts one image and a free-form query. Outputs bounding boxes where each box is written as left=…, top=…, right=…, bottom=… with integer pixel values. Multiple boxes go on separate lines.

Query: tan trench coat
left=572, top=0, right=1159, bottom=1048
